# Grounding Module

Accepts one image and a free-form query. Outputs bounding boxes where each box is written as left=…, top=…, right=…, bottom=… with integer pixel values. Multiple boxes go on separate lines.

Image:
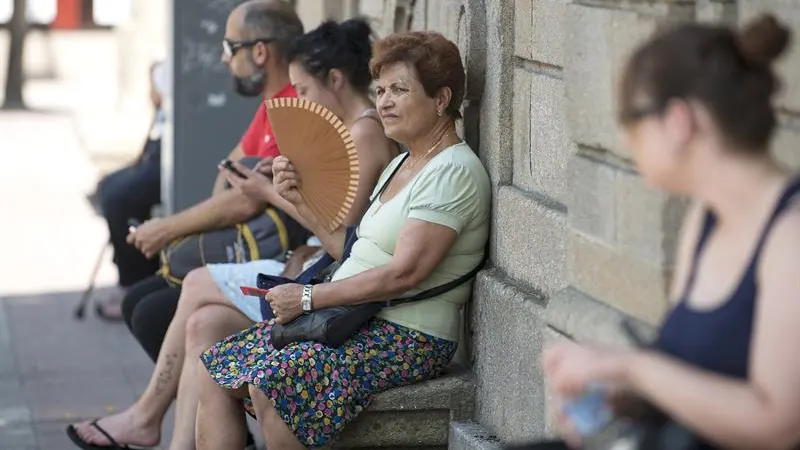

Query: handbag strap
left=298, top=152, right=486, bottom=304
left=340, top=153, right=410, bottom=261
left=382, top=256, right=487, bottom=308
left=354, top=151, right=484, bottom=306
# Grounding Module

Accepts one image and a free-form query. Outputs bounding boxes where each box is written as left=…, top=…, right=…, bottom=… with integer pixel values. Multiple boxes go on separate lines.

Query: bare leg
left=72, top=268, right=242, bottom=447
left=196, top=360, right=248, bottom=450
left=249, top=385, right=306, bottom=450
left=169, top=302, right=253, bottom=450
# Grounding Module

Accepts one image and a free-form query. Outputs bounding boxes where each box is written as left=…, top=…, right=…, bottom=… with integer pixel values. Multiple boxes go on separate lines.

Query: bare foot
left=73, top=406, right=161, bottom=447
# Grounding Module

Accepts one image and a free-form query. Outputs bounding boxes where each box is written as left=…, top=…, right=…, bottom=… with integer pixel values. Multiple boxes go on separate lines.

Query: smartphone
left=220, top=159, right=247, bottom=179
left=240, top=286, right=270, bottom=297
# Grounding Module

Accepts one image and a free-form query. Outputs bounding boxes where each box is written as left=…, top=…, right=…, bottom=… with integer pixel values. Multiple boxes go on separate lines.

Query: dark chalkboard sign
left=162, top=0, right=260, bottom=213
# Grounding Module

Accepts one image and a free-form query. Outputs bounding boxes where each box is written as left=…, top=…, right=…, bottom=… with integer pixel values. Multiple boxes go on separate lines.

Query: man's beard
left=233, top=67, right=266, bottom=97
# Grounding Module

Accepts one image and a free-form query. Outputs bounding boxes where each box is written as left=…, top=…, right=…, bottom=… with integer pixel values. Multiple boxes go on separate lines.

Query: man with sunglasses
left=126, top=0, right=303, bottom=261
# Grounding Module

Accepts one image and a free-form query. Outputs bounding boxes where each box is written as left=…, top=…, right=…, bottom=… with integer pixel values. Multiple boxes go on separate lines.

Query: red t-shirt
left=240, top=83, right=297, bottom=158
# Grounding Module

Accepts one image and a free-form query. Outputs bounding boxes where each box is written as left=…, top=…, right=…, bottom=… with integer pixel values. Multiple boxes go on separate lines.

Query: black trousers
left=121, top=275, right=256, bottom=447
left=121, top=275, right=179, bottom=362
left=98, top=139, right=162, bottom=287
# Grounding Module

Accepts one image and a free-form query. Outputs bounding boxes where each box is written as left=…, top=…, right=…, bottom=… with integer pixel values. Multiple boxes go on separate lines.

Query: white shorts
left=207, top=236, right=323, bottom=322
left=207, top=259, right=285, bottom=322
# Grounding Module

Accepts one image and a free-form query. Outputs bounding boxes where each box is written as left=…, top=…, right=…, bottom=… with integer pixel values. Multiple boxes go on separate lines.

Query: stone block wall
left=321, top=0, right=800, bottom=446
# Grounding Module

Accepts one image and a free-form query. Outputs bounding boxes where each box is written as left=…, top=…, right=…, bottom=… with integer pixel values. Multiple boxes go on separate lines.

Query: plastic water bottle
left=561, top=384, right=640, bottom=450
left=562, top=384, right=614, bottom=437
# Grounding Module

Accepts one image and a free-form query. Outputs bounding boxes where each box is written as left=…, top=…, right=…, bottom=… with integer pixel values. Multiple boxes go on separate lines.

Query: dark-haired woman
left=543, top=15, right=800, bottom=450
left=67, top=18, right=396, bottom=450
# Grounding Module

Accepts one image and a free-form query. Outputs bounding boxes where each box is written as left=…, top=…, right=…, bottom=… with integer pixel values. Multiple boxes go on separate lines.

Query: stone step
left=328, top=369, right=475, bottom=449
left=449, top=422, right=504, bottom=450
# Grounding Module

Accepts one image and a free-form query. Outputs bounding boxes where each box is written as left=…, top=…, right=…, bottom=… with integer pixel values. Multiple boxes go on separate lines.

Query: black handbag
left=262, top=254, right=484, bottom=350
left=257, top=153, right=486, bottom=350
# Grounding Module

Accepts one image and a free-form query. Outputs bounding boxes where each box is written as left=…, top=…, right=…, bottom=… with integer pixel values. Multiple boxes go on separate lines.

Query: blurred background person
left=88, top=60, right=166, bottom=320
left=542, top=15, right=800, bottom=450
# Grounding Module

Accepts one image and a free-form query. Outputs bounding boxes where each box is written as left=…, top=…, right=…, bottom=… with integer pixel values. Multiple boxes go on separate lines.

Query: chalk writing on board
left=200, top=19, right=219, bottom=34
left=203, top=0, right=247, bottom=14
left=181, top=40, right=226, bottom=74
left=207, top=93, right=227, bottom=107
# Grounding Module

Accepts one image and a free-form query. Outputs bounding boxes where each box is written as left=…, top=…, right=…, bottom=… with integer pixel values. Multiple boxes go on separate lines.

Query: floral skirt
left=200, top=318, right=457, bottom=448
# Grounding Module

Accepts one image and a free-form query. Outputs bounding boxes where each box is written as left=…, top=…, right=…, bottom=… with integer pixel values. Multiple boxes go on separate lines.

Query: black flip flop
left=65, top=420, right=148, bottom=450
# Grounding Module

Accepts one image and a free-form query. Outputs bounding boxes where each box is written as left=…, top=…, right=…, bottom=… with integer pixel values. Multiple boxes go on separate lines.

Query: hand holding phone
left=127, top=218, right=142, bottom=234
left=253, top=157, right=275, bottom=178
left=219, top=159, right=247, bottom=179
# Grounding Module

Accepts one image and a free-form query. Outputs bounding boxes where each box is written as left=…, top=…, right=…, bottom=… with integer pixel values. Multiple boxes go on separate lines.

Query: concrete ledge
left=471, top=269, right=549, bottom=442
left=330, top=370, right=475, bottom=449
left=544, top=286, right=656, bottom=347
left=367, top=370, right=475, bottom=418
left=449, top=421, right=504, bottom=450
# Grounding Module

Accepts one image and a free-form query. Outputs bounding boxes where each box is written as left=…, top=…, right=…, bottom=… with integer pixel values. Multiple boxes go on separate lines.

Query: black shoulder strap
left=311, top=152, right=486, bottom=301
left=679, top=210, right=716, bottom=300
left=369, top=154, right=485, bottom=307
left=297, top=154, right=410, bottom=282
left=382, top=255, right=487, bottom=307
left=340, top=153, right=410, bottom=262
left=751, top=175, right=800, bottom=264
left=358, top=154, right=409, bottom=226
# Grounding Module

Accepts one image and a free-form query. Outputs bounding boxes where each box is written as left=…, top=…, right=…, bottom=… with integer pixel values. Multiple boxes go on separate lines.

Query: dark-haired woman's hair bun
left=340, top=17, right=373, bottom=46
left=339, top=18, right=374, bottom=73
left=738, top=14, right=792, bottom=66
left=287, top=18, right=374, bottom=91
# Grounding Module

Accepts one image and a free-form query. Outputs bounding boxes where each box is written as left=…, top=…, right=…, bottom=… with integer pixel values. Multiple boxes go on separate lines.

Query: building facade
left=348, top=0, right=800, bottom=446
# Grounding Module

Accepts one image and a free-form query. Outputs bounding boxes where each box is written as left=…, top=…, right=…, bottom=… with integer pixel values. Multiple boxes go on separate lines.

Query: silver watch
left=300, top=285, right=313, bottom=313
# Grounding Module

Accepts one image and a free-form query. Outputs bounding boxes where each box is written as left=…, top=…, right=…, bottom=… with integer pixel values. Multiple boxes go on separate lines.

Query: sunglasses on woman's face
left=222, top=38, right=275, bottom=58
left=619, top=104, right=664, bottom=126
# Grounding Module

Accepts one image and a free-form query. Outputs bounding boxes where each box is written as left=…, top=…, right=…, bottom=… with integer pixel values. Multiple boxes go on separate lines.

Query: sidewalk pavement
left=0, top=108, right=175, bottom=448
left=0, top=29, right=152, bottom=176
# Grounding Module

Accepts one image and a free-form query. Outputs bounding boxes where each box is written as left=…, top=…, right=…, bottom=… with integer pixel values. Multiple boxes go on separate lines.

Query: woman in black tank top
left=540, top=15, right=800, bottom=450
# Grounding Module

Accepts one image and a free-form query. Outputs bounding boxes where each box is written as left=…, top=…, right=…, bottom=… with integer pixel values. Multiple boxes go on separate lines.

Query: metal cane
left=73, top=243, right=109, bottom=320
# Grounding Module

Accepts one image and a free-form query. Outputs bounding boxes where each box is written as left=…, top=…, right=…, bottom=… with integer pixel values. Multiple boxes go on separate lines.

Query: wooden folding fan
left=266, top=97, right=360, bottom=232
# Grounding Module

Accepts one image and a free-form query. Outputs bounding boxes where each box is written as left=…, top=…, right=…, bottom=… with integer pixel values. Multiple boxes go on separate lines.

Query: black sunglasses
left=222, top=38, right=275, bottom=58
left=618, top=103, right=664, bottom=125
